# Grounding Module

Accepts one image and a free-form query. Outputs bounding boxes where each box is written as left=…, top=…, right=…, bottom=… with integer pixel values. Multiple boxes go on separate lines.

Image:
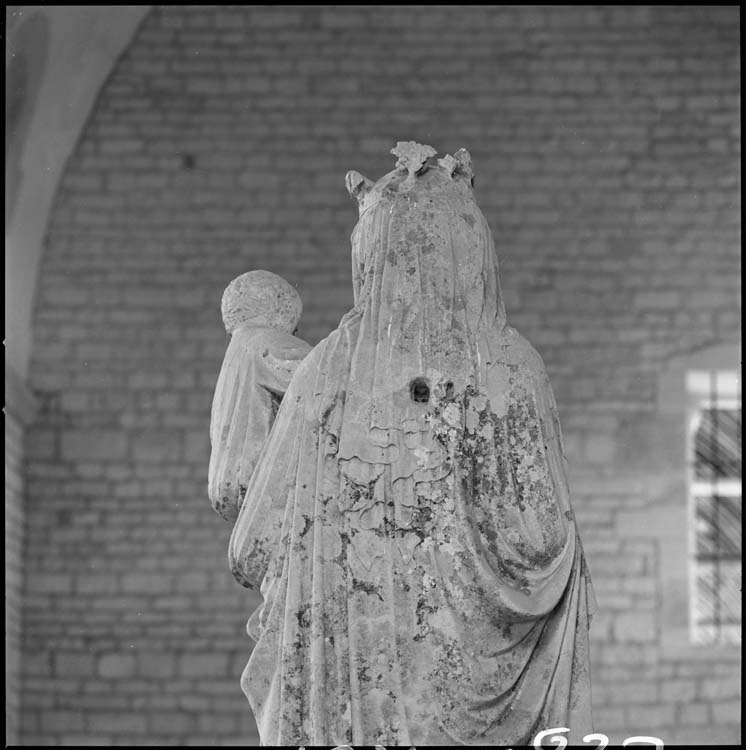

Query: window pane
left=695, top=495, right=742, bottom=558
left=692, top=622, right=741, bottom=646
left=694, top=408, right=742, bottom=479
left=693, top=561, right=742, bottom=645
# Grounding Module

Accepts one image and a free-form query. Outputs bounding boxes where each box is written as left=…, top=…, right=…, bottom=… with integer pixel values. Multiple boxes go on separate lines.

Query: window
left=687, top=370, right=741, bottom=645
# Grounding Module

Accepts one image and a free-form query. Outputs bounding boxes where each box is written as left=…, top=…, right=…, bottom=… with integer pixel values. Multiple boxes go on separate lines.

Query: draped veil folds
left=329, top=158, right=508, bottom=486
left=228, top=144, right=596, bottom=746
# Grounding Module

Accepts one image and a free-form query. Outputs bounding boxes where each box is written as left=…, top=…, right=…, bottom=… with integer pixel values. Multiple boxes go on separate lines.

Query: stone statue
left=209, top=270, right=311, bottom=523
left=222, top=142, right=597, bottom=746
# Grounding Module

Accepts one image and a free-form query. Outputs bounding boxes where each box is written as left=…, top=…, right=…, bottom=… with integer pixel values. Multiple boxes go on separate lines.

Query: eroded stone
left=208, top=271, right=311, bottom=523
left=224, top=144, right=596, bottom=745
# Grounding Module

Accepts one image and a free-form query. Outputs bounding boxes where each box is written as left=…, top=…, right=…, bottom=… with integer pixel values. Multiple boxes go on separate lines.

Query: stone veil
left=228, top=142, right=597, bottom=746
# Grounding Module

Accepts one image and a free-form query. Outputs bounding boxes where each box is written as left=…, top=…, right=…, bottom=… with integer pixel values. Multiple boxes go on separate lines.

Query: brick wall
left=5, top=415, right=24, bottom=747
left=23, top=5, right=740, bottom=745
left=6, top=367, right=38, bottom=746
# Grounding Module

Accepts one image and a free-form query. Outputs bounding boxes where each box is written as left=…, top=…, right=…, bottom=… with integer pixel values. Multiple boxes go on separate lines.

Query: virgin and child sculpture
left=208, top=142, right=596, bottom=746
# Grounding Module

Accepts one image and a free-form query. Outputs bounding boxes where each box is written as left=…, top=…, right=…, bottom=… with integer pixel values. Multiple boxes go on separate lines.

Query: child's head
left=221, top=270, right=302, bottom=334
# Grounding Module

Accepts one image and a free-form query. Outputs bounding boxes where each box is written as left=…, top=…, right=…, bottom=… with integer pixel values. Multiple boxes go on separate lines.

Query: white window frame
left=685, top=369, right=741, bottom=645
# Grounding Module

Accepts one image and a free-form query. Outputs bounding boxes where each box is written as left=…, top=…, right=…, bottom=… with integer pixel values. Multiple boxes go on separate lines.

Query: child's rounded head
left=221, top=270, right=302, bottom=334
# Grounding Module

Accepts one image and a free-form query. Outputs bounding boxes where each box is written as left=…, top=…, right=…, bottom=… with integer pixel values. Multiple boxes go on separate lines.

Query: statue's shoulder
left=493, top=325, right=547, bottom=375
left=255, top=327, right=311, bottom=355
left=230, top=326, right=310, bottom=359
left=284, top=330, right=334, bottom=396
left=227, top=325, right=264, bottom=352
left=285, top=325, right=353, bottom=403
left=296, top=322, right=354, bottom=370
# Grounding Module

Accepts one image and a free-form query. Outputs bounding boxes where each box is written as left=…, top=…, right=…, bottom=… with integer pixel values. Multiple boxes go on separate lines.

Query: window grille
left=687, top=370, right=741, bottom=645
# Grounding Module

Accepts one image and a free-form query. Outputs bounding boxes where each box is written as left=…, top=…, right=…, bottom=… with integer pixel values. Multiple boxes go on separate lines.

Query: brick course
left=21, top=5, right=740, bottom=745
left=6, top=374, right=39, bottom=746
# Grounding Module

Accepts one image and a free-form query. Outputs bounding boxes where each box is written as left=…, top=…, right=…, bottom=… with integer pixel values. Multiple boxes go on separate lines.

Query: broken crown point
left=391, top=141, right=438, bottom=177
left=345, top=170, right=373, bottom=202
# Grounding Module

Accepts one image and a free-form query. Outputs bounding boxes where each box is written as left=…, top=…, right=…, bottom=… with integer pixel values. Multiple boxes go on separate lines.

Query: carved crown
left=345, top=141, right=475, bottom=214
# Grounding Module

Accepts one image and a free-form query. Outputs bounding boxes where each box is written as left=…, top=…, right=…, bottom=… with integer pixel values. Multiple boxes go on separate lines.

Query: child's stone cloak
left=209, top=326, right=311, bottom=523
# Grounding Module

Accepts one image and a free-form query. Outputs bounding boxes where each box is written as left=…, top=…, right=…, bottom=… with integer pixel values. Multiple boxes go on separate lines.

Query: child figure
left=209, top=270, right=311, bottom=523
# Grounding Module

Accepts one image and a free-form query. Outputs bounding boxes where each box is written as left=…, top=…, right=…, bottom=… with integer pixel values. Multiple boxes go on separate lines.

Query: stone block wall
left=21, top=5, right=740, bottom=745
left=6, top=369, right=38, bottom=746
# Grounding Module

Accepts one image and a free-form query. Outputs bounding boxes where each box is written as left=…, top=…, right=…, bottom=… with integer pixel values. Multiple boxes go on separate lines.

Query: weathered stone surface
left=226, top=143, right=596, bottom=745
left=208, top=271, right=311, bottom=522
left=220, top=270, right=303, bottom=336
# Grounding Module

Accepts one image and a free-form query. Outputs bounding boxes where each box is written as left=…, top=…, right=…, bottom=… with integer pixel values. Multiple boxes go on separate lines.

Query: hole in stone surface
left=445, top=381, right=454, bottom=400
left=410, top=377, right=430, bottom=403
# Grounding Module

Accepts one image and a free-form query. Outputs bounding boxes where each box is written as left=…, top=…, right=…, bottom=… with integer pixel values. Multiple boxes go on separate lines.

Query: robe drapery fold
left=228, top=148, right=596, bottom=746
left=209, top=326, right=311, bottom=523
